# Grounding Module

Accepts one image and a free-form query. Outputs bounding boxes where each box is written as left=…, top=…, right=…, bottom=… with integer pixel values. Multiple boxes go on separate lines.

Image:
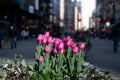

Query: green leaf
left=2, top=59, right=12, bottom=68
left=83, top=68, right=89, bottom=74
left=69, top=57, right=75, bottom=75
left=63, top=75, right=70, bottom=80
left=28, top=65, right=34, bottom=71
left=35, top=45, right=42, bottom=60
left=0, top=70, right=7, bottom=78
left=28, top=71, right=33, bottom=76
left=76, top=58, right=82, bottom=73
left=55, top=64, right=58, bottom=72
left=16, top=67, right=21, bottom=73
left=11, top=68, right=15, bottom=72
left=43, top=53, right=49, bottom=68
left=21, top=59, right=27, bottom=67
left=67, top=47, right=72, bottom=58
left=51, top=56, right=55, bottom=68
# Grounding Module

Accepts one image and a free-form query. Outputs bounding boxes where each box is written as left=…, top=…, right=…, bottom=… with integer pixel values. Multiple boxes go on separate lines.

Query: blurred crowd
left=0, top=22, right=120, bottom=52
left=0, top=22, right=63, bottom=49
left=87, top=24, right=120, bottom=52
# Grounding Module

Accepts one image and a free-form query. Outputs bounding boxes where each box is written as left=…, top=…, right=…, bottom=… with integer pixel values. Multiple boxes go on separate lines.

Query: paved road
left=86, top=38, right=120, bottom=78
left=0, top=39, right=36, bottom=66
left=0, top=38, right=120, bottom=78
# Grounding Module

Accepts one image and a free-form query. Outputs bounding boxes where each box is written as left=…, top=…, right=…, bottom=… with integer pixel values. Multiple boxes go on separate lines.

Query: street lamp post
left=113, top=0, right=115, bottom=24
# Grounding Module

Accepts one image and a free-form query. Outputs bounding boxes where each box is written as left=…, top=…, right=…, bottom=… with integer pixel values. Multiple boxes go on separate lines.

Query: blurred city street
left=0, top=0, right=120, bottom=79
left=86, top=38, right=120, bottom=78
left=0, top=38, right=120, bottom=78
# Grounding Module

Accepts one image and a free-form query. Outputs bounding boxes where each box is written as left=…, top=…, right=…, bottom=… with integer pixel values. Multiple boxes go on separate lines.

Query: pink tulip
left=67, top=39, right=73, bottom=46
left=72, top=43, right=77, bottom=48
left=37, top=34, right=43, bottom=42
left=39, top=56, right=44, bottom=62
left=45, top=31, right=50, bottom=38
left=66, top=36, right=71, bottom=41
left=73, top=46, right=78, bottom=53
left=55, top=38, right=61, bottom=45
left=43, top=36, right=47, bottom=44
left=48, top=36, right=52, bottom=43
left=45, top=46, right=50, bottom=53
left=58, top=42, right=64, bottom=49
left=78, top=42, right=85, bottom=49
left=53, top=47, right=58, bottom=54
left=51, top=38, right=56, bottom=46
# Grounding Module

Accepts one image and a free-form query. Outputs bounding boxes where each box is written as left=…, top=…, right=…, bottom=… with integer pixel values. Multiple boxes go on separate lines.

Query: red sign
left=98, top=18, right=101, bottom=22
left=78, top=18, right=82, bottom=21
left=60, top=18, right=63, bottom=22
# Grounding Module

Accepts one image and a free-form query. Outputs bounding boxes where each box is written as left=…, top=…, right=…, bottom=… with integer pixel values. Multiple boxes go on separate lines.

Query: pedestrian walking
left=20, top=29, right=29, bottom=40
left=0, top=27, right=5, bottom=49
left=111, top=24, right=120, bottom=53
left=8, top=26, right=17, bottom=49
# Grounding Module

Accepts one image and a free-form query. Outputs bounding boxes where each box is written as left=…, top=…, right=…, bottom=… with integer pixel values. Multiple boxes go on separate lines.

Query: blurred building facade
left=53, top=0, right=60, bottom=24
left=52, top=0, right=74, bottom=27
left=64, top=0, right=74, bottom=26
left=94, top=0, right=120, bottom=28
left=0, top=0, right=41, bottom=31
left=39, top=0, right=53, bottom=23
left=52, top=0, right=82, bottom=31
left=0, top=0, right=82, bottom=37
left=74, top=0, right=82, bottom=31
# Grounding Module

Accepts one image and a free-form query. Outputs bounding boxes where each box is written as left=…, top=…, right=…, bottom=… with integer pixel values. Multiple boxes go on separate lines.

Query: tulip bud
left=58, top=42, right=64, bottom=49
left=48, top=36, right=52, bottom=43
left=73, top=46, right=78, bottom=53
left=67, top=39, right=73, bottom=46
left=45, top=31, right=50, bottom=38
left=53, top=47, right=58, bottom=54
left=37, top=34, right=43, bottom=43
left=45, top=46, right=50, bottom=54
left=78, top=42, right=85, bottom=50
left=43, top=36, right=47, bottom=44
left=39, top=56, right=44, bottom=62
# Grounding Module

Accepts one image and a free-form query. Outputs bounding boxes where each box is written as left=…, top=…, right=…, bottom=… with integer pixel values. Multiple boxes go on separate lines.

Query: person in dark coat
left=8, top=26, right=17, bottom=49
left=0, top=28, right=4, bottom=49
left=111, top=24, right=120, bottom=53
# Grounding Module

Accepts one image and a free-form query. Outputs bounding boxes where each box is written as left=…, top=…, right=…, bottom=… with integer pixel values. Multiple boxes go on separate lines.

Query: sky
left=72, top=0, right=96, bottom=28
left=81, top=0, right=96, bottom=28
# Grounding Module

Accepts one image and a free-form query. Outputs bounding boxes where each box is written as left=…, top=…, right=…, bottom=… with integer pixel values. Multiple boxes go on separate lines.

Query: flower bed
left=73, top=31, right=91, bottom=52
left=27, top=32, right=114, bottom=80
left=0, top=32, right=116, bottom=80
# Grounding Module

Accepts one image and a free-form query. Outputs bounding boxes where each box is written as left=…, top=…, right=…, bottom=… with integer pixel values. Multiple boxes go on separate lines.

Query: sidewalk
left=85, top=38, right=120, bottom=78
left=0, top=39, right=36, bottom=67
